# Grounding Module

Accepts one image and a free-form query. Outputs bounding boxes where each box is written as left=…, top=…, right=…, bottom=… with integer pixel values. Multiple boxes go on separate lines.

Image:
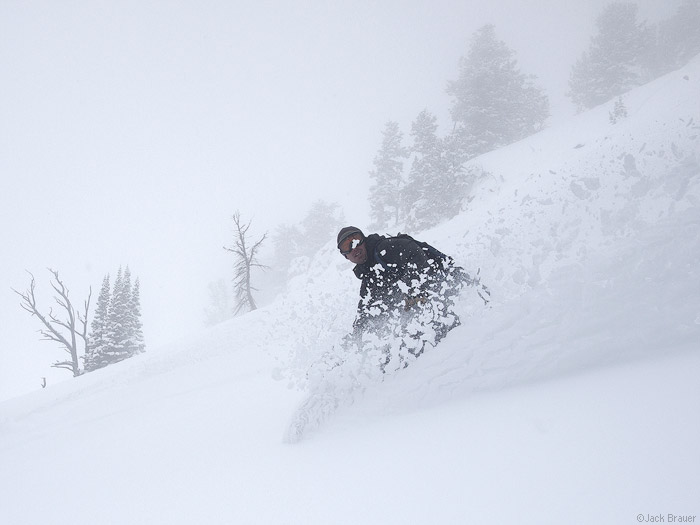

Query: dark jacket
left=352, top=234, right=437, bottom=322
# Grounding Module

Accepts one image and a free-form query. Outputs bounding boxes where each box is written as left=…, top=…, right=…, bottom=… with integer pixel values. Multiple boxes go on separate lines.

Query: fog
left=0, top=0, right=677, bottom=400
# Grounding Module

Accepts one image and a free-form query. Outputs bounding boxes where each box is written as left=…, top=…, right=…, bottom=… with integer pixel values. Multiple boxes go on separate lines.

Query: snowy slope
left=1, top=58, right=699, bottom=524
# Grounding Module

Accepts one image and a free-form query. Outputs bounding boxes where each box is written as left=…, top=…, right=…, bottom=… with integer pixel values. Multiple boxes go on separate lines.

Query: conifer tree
left=403, top=110, right=440, bottom=229
left=654, top=0, right=700, bottom=75
left=84, top=266, right=145, bottom=371
left=568, top=2, right=653, bottom=112
left=402, top=110, right=467, bottom=230
left=447, top=24, right=549, bottom=158
left=368, top=121, right=408, bottom=229
left=84, top=275, right=112, bottom=372
left=269, top=223, right=304, bottom=278
left=107, top=267, right=132, bottom=362
left=129, top=278, right=145, bottom=355
left=300, top=200, right=345, bottom=253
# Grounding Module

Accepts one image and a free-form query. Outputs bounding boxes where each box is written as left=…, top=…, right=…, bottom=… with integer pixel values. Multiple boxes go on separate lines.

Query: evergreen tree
left=105, top=267, right=134, bottom=366
left=402, top=109, right=439, bottom=229
left=84, top=275, right=112, bottom=371
left=402, top=110, right=467, bottom=230
left=100, top=267, right=122, bottom=365
left=609, top=96, right=628, bottom=124
left=655, top=0, right=700, bottom=75
left=568, top=2, right=653, bottom=112
left=129, top=277, right=145, bottom=355
left=83, top=266, right=145, bottom=372
left=270, top=223, right=304, bottom=275
left=107, top=266, right=132, bottom=362
left=447, top=24, right=549, bottom=158
left=267, top=201, right=343, bottom=291
left=368, top=121, right=408, bottom=229
left=300, top=200, right=345, bottom=253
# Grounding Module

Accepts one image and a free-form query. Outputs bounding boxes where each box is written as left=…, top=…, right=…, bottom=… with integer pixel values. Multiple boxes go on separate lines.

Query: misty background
left=0, top=0, right=678, bottom=401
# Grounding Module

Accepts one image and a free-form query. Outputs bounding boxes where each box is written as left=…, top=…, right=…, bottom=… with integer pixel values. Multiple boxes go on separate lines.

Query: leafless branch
left=12, top=269, right=90, bottom=377
left=225, top=211, right=268, bottom=314
left=78, top=288, right=92, bottom=348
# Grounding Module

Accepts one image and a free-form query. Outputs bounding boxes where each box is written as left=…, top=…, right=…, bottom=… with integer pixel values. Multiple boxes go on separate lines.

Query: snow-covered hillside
left=1, top=58, right=699, bottom=524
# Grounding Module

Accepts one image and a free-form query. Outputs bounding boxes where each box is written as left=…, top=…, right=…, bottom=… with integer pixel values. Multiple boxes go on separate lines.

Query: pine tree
left=129, top=277, right=145, bottom=355
left=103, top=267, right=132, bottom=365
left=568, top=2, right=653, bottom=112
left=402, top=110, right=467, bottom=230
left=300, top=200, right=345, bottom=253
left=609, top=96, right=628, bottom=124
left=112, top=267, right=128, bottom=358
left=447, top=24, right=549, bottom=158
left=83, top=266, right=146, bottom=372
left=403, top=110, right=439, bottom=228
left=368, top=121, right=408, bottom=229
left=270, top=223, right=304, bottom=278
left=655, top=0, right=700, bottom=75
left=84, top=275, right=112, bottom=371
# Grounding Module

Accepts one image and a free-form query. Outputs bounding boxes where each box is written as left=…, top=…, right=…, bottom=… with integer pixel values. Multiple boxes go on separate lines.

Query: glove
left=404, top=294, right=427, bottom=311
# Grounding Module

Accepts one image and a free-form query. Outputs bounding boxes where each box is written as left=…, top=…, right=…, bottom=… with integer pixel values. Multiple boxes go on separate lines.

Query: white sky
left=0, top=0, right=677, bottom=401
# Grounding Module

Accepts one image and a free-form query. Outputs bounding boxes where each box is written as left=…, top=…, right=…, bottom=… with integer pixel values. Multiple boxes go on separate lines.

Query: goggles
left=339, top=234, right=365, bottom=255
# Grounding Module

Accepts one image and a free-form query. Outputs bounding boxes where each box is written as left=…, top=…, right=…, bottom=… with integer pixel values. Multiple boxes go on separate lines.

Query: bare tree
left=12, top=269, right=92, bottom=377
left=224, top=211, right=268, bottom=315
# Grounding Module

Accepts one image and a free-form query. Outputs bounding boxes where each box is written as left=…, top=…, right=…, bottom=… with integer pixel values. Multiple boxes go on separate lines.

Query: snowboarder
left=284, top=227, right=478, bottom=442
left=337, top=226, right=469, bottom=362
